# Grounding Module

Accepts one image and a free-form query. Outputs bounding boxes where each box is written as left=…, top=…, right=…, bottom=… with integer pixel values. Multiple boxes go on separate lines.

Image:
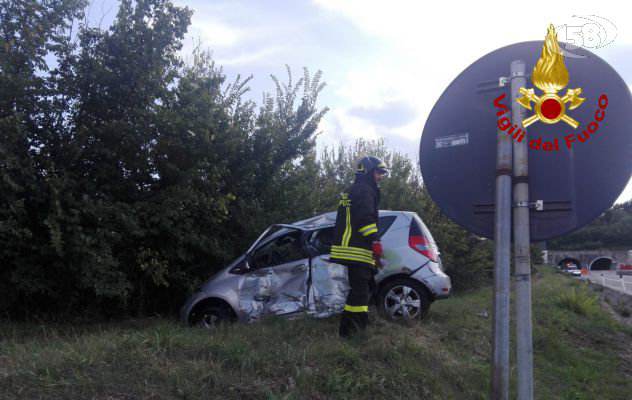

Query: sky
left=86, top=0, right=632, bottom=204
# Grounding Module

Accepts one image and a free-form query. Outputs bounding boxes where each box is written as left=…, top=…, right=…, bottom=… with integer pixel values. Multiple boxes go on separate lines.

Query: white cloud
left=215, top=46, right=286, bottom=67
left=615, top=177, right=632, bottom=204
left=613, top=86, right=632, bottom=204
left=319, top=108, right=381, bottom=143
left=191, top=21, right=242, bottom=48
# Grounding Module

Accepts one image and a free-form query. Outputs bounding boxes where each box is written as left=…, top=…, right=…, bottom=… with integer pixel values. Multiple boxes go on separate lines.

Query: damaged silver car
left=180, top=211, right=451, bottom=327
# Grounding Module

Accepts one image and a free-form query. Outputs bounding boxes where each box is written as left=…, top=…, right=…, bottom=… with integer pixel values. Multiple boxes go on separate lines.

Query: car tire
left=192, top=305, right=235, bottom=328
left=378, top=278, right=430, bottom=321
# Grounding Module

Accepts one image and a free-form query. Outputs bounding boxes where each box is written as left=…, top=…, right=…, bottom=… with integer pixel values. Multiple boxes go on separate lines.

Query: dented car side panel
left=309, top=255, right=350, bottom=317
left=237, top=259, right=310, bottom=321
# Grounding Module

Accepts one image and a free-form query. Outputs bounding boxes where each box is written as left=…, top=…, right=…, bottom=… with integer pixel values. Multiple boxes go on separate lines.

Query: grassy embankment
left=1, top=266, right=631, bottom=399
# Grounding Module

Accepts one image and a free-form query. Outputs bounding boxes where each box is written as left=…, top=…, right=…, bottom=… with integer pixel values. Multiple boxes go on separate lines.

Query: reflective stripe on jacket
left=329, top=179, right=380, bottom=267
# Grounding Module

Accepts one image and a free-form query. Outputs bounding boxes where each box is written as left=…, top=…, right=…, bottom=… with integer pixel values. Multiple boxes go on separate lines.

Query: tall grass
left=1, top=267, right=630, bottom=399
left=559, top=285, right=601, bottom=316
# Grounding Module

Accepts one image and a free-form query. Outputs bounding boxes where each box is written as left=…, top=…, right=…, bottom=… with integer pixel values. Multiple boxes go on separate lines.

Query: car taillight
left=409, top=235, right=437, bottom=262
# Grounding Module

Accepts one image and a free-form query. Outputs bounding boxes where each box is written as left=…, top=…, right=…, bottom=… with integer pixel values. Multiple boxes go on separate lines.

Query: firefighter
left=330, top=156, right=389, bottom=337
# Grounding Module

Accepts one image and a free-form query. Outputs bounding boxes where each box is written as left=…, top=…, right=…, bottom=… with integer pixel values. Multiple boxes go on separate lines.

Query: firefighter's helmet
left=355, top=156, right=389, bottom=177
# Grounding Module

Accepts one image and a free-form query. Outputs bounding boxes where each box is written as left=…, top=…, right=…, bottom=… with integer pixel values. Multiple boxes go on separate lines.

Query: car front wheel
left=378, top=278, right=430, bottom=321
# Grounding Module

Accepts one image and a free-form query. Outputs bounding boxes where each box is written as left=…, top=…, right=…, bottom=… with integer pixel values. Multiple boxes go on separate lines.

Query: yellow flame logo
left=532, top=25, right=569, bottom=93
left=517, top=24, right=585, bottom=129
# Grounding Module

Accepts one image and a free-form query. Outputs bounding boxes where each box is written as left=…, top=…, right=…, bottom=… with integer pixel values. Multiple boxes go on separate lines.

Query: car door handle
left=291, top=265, right=307, bottom=274
left=254, top=295, right=270, bottom=302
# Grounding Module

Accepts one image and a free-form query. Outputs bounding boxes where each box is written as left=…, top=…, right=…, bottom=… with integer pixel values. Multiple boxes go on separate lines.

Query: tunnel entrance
left=589, top=257, right=614, bottom=271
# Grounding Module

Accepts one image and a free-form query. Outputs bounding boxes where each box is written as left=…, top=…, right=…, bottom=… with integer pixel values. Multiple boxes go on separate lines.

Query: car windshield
left=251, top=230, right=305, bottom=268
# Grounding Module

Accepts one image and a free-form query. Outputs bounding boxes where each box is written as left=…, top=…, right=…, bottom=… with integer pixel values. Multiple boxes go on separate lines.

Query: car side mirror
left=230, top=256, right=251, bottom=274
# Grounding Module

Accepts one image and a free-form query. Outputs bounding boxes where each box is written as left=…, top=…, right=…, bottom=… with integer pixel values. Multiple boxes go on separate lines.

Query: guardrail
left=587, top=273, right=632, bottom=293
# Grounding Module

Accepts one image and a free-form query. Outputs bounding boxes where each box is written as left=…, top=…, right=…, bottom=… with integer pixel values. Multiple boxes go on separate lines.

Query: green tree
left=547, top=199, right=632, bottom=250
left=0, top=0, right=328, bottom=317
left=1, top=0, right=90, bottom=313
left=217, top=65, right=328, bottom=256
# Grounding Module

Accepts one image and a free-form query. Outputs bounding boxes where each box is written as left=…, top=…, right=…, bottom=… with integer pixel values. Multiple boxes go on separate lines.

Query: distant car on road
left=562, top=264, right=581, bottom=277
left=559, top=261, right=576, bottom=271
left=180, top=211, right=452, bottom=327
left=618, top=264, right=632, bottom=277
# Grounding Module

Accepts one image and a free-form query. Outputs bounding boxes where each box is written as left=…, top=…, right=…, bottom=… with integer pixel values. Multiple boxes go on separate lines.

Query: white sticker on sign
left=435, top=133, right=469, bottom=149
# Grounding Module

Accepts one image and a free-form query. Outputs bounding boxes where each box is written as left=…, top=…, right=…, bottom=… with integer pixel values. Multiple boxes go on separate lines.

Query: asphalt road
left=583, top=270, right=632, bottom=295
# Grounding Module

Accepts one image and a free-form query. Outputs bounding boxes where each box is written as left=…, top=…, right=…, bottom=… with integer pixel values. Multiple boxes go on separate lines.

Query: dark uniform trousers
left=339, top=266, right=376, bottom=337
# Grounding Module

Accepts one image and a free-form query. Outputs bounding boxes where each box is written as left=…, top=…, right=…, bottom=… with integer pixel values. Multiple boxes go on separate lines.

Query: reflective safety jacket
left=329, top=179, right=380, bottom=268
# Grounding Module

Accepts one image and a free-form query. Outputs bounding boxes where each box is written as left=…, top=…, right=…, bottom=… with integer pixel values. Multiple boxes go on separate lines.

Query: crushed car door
left=306, top=227, right=350, bottom=317
left=238, top=229, right=310, bottom=321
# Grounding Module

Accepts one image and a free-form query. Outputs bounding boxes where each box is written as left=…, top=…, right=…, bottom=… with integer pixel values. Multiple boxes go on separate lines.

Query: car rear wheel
left=192, top=305, right=235, bottom=328
left=378, top=278, right=430, bottom=321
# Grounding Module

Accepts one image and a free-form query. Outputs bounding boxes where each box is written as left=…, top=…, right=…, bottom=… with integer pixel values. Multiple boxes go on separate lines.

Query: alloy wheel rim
left=384, top=285, right=421, bottom=320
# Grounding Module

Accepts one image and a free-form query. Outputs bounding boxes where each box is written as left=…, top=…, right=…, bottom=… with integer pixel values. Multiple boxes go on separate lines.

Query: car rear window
left=378, top=216, right=396, bottom=237
left=413, top=214, right=436, bottom=245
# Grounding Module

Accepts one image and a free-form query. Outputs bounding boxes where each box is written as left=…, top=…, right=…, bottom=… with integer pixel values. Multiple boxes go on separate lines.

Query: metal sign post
left=491, top=106, right=512, bottom=398
left=510, top=59, right=534, bottom=400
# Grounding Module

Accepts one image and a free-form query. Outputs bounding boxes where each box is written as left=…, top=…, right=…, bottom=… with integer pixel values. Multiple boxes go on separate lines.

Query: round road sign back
left=419, top=41, right=632, bottom=241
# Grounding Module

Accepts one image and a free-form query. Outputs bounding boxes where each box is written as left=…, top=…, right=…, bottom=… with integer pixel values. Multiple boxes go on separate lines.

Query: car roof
left=252, top=210, right=414, bottom=250
left=291, top=210, right=410, bottom=229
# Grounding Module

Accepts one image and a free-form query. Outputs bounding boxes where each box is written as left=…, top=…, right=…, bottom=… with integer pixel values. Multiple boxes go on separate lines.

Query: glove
left=372, top=240, right=383, bottom=259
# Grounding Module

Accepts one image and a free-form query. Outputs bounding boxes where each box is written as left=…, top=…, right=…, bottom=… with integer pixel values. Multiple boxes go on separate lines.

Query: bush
left=559, top=286, right=600, bottom=317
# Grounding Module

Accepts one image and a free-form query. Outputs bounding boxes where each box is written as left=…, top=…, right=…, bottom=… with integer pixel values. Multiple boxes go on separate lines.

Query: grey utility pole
left=510, top=59, right=534, bottom=400
left=491, top=95, right=512, bottom=398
